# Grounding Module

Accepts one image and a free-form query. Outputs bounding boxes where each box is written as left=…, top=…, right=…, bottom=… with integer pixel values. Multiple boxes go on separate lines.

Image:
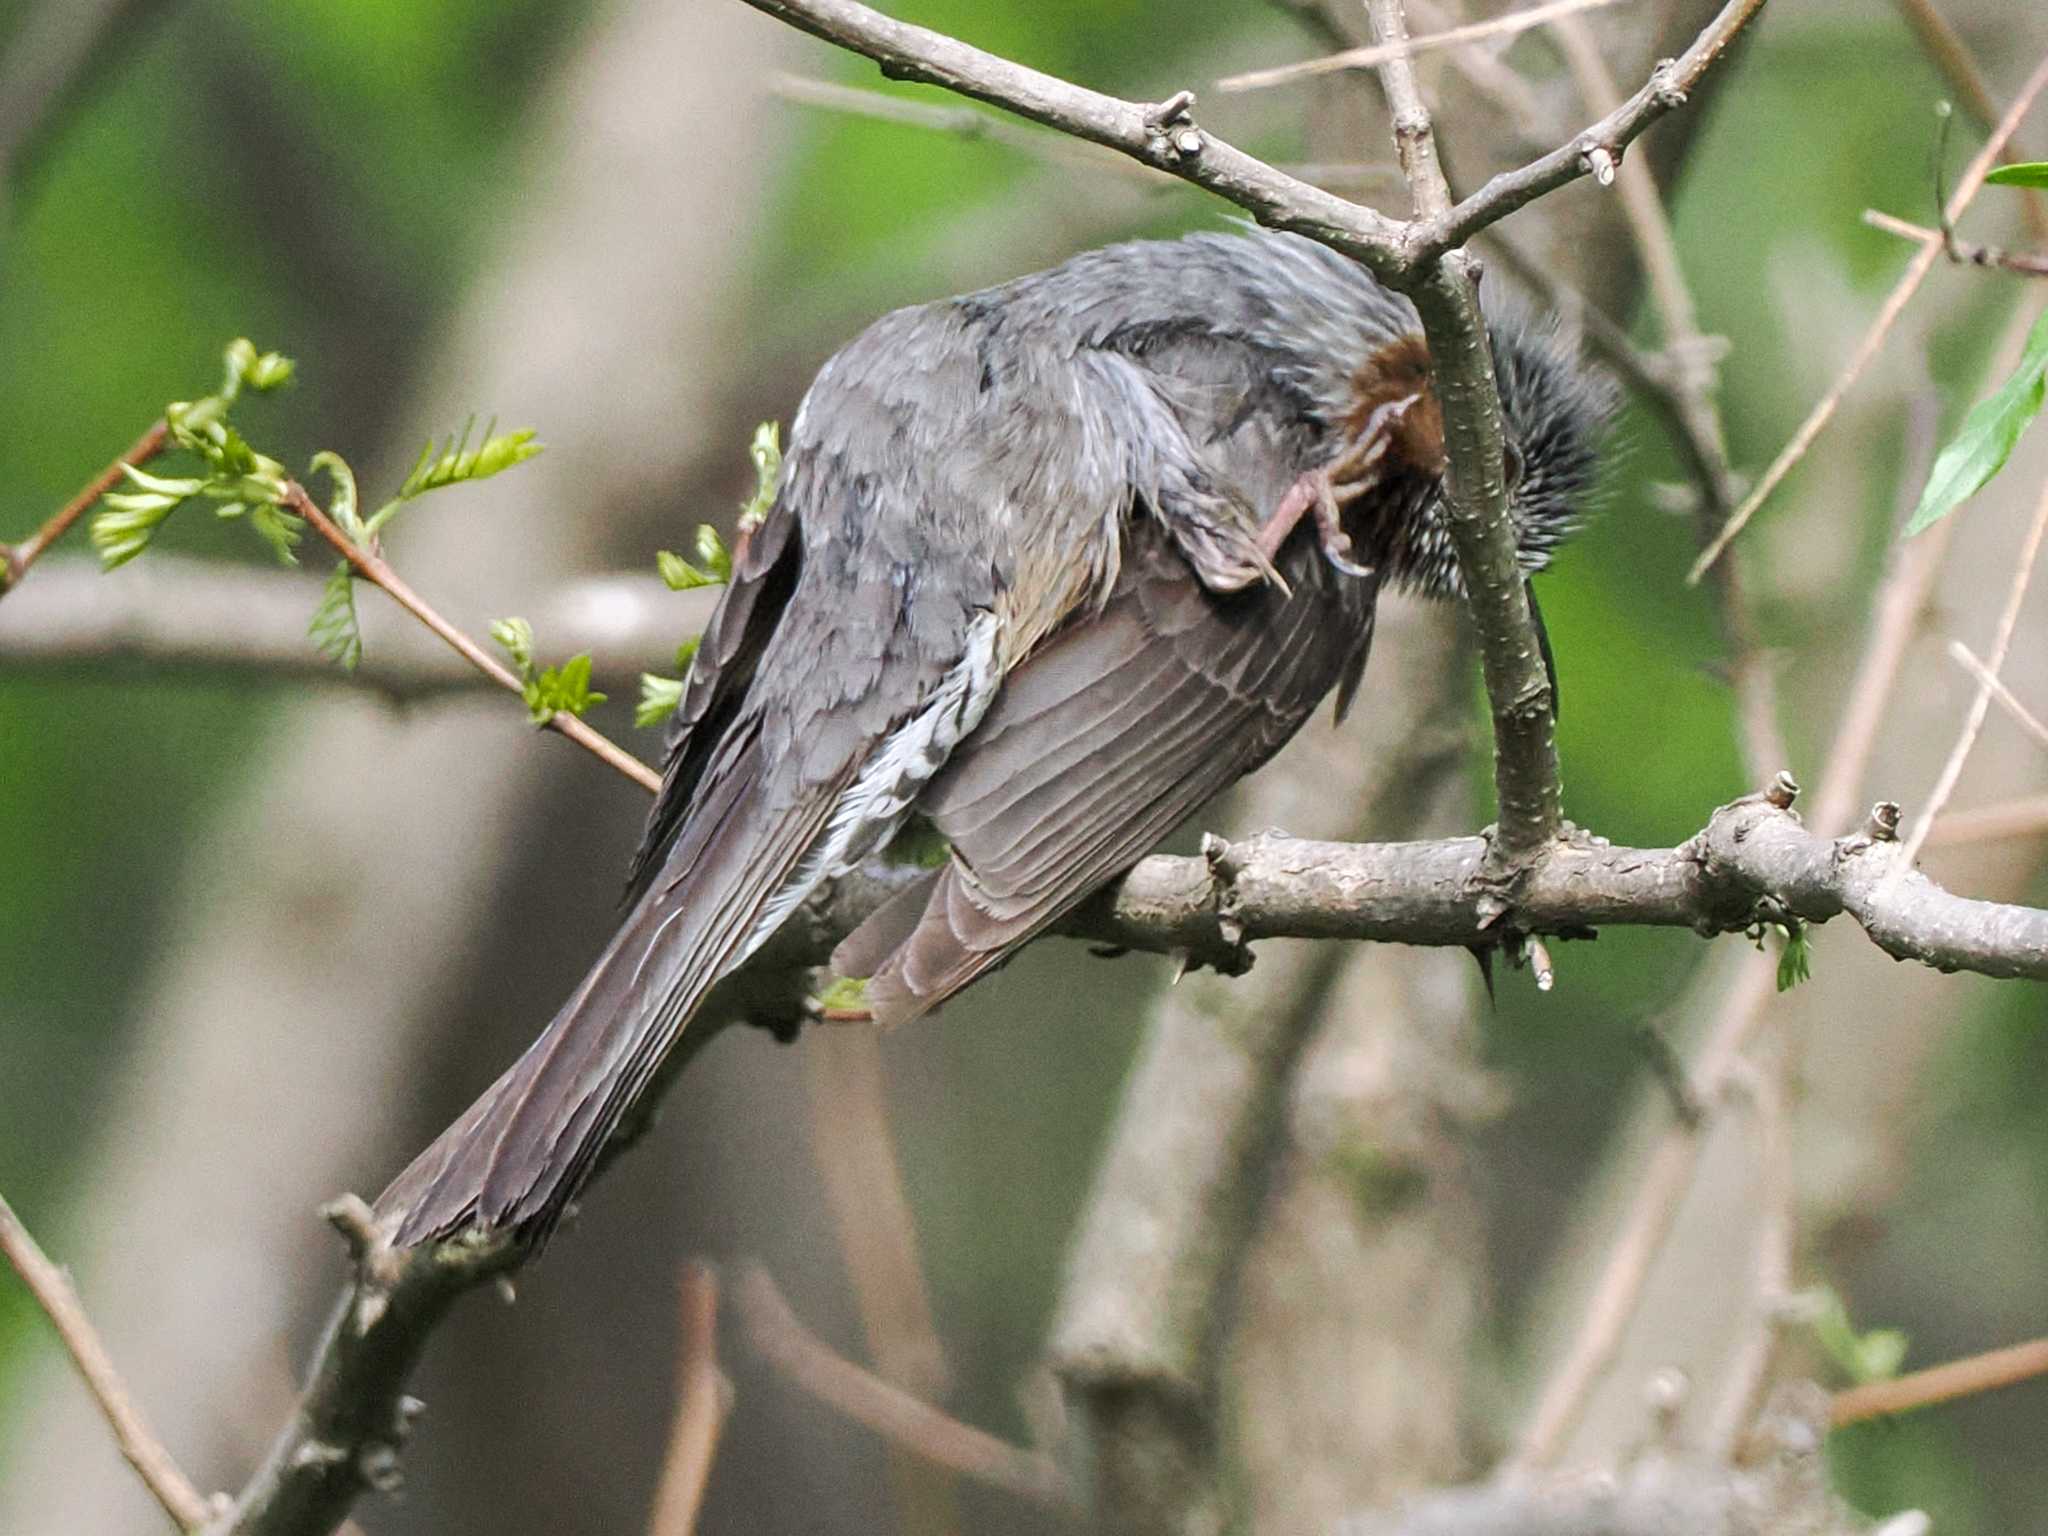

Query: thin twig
left=278, top=481, right=663, bottom=794
left=1888, top=0, right=2048, bottom=243
left=0, top=1191, right=213, bottom=1531
left=1705, top=1047, right=1797, bottom=1457
left=1833, top=1335, right=2048, bottom=1426
left=0, top=419, right=166, bottom=594
left=1550, top=11, right=1784, bottom=783
left=1413, top=0, right=1769, bottom=263
left=645, top=1263, right=731, bottom=1536
left=802, top=1030, right=961, bottom=1530
left=737, top=0, right=1766, bottom=280
left=1894, top=475, right=2048, bottom=877
left=1949, top=640, right=2048, bottom=752
left=1513, top=392, right=1955, bottom=1465
left=1863, top=208, right=2048, bottom=278
left=768, top=72, right=1166, bottom=182
left=733, top=1264, right=1074, bottom=1509
left=1218, top=0, right=1631, bottom=92
left=1690, top=48, right=2048, bottom=581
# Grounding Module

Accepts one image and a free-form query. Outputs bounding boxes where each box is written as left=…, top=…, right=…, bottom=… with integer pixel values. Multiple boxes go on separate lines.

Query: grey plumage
left=378, top=229, right=1611, bottom=1246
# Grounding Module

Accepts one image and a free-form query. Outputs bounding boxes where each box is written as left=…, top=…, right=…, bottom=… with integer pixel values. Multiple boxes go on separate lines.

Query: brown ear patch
left=1346, top=333, right=1447, bottom=481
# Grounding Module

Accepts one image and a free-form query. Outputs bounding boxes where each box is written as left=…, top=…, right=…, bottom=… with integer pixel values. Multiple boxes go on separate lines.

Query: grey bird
left=379, top=229, right=1612, bottom=1246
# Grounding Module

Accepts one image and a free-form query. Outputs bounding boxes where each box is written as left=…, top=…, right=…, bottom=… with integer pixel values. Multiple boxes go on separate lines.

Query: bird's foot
left=1260, top=460, right=1377, bottom=581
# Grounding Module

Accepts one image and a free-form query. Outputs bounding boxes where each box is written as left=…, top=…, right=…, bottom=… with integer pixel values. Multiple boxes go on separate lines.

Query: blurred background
left=2, top=0, right=2047, bottom=1531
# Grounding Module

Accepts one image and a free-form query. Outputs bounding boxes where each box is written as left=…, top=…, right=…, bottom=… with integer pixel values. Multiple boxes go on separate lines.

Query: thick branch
left=737, top=0, right=1410, bottom=275
left=210, top=776, right=2048, bottom=1533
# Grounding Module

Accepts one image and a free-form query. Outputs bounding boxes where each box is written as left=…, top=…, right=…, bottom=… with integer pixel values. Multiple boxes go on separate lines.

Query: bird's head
left=1341, top=308, right=1615, bottom=601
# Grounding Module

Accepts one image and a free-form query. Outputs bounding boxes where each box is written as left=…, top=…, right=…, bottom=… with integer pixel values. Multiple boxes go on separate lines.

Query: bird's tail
left=376, top=757, right=822, bottom=1247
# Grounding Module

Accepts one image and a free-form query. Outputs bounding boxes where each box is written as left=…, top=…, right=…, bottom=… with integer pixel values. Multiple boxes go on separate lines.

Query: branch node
left=1865, top=800, right=1902, bottom=842
left=290, top=1440, right=350, bottom=1472
left=357, top=1442, right=404, bottom=1494
left=1581, top=142, right=1619, bottom=186
left=1763, top=770, right=1800, bottom=811
left=320, top=1193, right=380, bottom=1259
left=1144, top=89, right=1196, bottom=129
left=1643, top=1364, right=1690, bottom=1443
left=1649, top=57, right=1688, bottom=108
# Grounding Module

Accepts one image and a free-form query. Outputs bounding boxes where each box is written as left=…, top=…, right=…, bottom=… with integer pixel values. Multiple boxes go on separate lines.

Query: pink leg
left=1260, top=464, right=1375, bottom=580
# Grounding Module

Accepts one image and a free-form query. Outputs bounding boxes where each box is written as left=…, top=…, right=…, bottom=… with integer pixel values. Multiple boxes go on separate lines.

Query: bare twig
left=1895, top=475, right=2048, bottom=876
left=1691, top=49, right=2048, bottom=581
left=1513, top=394, right=1954, bottom=1463
left=278, top=481, right=663, bottom=794
left=1950, top=640, right=2048, bottom=752
left=1413, top=0, right=1769, bottom=263
left=1888, top=0, right=2048, bottom=243
left=1218, top=0, right=1631, bottom=92
left=0, top=419, right=166, bottom=595
left=736, top=0, right=1766, bottom=279
left=768, top=72, right=1166, bottom=181
left=1863, top=208, right=2048, bottom=278
left=802, top=1030, right=961, bottom=1531
left=0, top=1191, right=213, bottom=1531
left=1550, top=11, right=1784, bottom=784
left=733, top=1264, right=1074, bottom=1509
left=1832, top=1335, right=2048, bottom=1426
left=1705, top=1047, right=1797, bottom=1457
left=736, top=0, right=1408, bottom=274
left=645, top=1263, right=730, bottom=1536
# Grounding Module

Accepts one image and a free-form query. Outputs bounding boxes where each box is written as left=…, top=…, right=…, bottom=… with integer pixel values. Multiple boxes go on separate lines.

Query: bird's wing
left=625, top=497, right=802, bottom=901
left=844, top=519, right=1376, bottom=1026
left=383, top=418, right=1009, bottom=1241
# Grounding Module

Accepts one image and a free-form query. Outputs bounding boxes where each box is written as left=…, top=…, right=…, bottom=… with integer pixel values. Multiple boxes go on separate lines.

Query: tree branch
left=0, top=420, right=165, bottom=594
left=0, top=555, right=717, bottom=698
left=733, top=1264, right=1073, bottom=1509
left=0, top=1192, right=212, bottom=1531
left=194, top=764, right=2048, bottom=1532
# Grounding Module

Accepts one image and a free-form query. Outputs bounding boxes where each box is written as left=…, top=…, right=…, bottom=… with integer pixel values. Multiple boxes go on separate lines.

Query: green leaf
left=636, top=673, right=685, bottom=728
left=309, top=560, right=362, bottom=671
left=528, top=652, right=605, bottom=724
left=247, top=502, right=304, bottom=566
left=1776, top=924, right=1813, bottom=992
left=656, top=549, right=719, bottom=591
left=1986, top=161, right=2048, bottom=188
left=815, top=974, right=872, bottom=1014
left=674, top=635, right=701, bottom=673
left=490, top=616, right=537, bottom=674
left=396, top=419, right=543, bottom=501
left=1806, top=1287, right=1909, bottom=1386
left=89, top=498, right=179, bottom=569
left=693, top=523, right=732, bottom=582
left=739, top=420, right=782, bottom=532
left=116, top=464, right=207, bottom=499
left=311, top=450, right=365, bottom=543
left=1907, top=307, right=2048, bottom=534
